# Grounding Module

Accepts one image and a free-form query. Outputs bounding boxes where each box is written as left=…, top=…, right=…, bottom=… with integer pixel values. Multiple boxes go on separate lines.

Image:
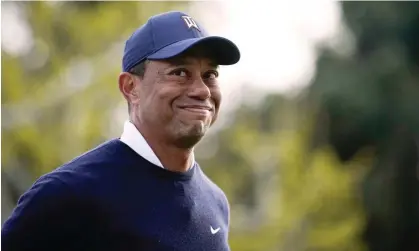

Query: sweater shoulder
left=62, top=139, right=128, bottom=167
left=47, top=139, right=134, bottom=187
left=195, top=166, right=230, bottom=225
left=196, top=166, right=229, bottom=205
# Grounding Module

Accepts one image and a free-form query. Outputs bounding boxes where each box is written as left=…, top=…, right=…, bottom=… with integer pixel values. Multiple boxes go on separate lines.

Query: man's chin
left=173, top=134, right=204, bottom=149
left=173, top=123, right=208, bottom=149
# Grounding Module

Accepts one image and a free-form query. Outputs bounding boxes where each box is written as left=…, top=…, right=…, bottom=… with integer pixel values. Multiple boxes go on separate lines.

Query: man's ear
left=118, top=72, right=140, bottom=105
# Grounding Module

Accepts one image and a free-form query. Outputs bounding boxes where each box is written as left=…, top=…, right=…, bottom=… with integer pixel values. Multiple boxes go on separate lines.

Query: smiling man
left=1, top=11, right=240, bottom=251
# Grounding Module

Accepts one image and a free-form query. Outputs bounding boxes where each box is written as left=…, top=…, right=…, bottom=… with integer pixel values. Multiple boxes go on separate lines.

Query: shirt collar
left=119, top=120, right=195, bottom=169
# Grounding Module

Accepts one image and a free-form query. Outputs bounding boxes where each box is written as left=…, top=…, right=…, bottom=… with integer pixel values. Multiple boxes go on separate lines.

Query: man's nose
left=188, top=77, right=211, bottom=100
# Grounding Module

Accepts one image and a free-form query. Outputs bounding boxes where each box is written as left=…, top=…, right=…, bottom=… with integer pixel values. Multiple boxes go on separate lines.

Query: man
left=1, top=11, right=240, bottom=251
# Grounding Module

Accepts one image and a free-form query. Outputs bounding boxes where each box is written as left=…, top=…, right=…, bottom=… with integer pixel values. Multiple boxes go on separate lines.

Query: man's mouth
left=179, top=105, right=212, bottom=115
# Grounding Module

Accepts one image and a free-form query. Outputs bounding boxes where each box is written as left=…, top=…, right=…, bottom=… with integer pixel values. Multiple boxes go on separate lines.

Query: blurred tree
left=196, top=94, right=368, bottom=251
left=1, top=1, right=187, bottom=222
left=308, top=2, right=419, bottom=251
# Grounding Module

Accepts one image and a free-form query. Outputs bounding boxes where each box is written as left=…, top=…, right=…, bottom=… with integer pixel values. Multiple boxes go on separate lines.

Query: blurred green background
left=2, top=1, right=419, bottom=251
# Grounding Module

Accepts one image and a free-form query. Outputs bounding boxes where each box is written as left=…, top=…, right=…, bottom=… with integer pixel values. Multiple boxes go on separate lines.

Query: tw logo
left=181, top=16, right=200, bottom=31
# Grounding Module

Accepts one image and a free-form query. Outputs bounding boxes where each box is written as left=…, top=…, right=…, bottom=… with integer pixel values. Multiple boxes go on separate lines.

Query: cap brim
left=147, top=36, right=240, bottom=65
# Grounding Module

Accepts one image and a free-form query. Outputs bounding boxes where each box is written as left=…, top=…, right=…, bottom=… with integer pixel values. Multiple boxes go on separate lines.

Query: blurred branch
left=2, top=42, right=124, bottom=131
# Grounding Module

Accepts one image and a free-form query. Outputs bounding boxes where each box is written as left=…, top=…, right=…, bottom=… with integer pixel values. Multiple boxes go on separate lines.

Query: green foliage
left=197, top=97, right=368, bottom=251
left=308, top=2, right=419, bottom=250
left=275, top=132, right=369, bottom=251
left=2, top=1, right=188, bottom=177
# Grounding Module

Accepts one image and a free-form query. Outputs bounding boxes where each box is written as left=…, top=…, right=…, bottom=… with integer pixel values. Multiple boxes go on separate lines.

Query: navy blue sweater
left=2, top=139, right=230, bottom=251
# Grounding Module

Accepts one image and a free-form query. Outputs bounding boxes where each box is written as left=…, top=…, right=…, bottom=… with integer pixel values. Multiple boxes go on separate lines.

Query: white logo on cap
left=181, top=16, right=200, bottom=31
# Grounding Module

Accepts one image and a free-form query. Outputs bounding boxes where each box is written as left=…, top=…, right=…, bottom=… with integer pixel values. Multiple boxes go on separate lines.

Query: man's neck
left=132, top=120, right=194, bottom=173
left=149, top=142, right=194, bottom=173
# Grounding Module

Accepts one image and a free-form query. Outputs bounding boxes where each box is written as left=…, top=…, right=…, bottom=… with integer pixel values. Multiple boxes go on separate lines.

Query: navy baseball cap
left=122, top=11, right=240, bottom=72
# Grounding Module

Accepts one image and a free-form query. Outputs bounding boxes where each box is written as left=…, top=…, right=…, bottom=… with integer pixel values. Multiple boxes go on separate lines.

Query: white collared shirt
left=119, top=120, right=195, bottom=170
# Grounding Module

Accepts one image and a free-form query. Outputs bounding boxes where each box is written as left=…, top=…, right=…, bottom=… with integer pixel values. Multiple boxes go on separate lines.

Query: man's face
left=126, top=51, right=221, bottom=149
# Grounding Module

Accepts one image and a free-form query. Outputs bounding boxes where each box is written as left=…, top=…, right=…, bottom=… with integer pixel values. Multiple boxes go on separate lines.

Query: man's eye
left=204, top=71, right=219, bottom=80
left=171, top=69, right=188, bottom=77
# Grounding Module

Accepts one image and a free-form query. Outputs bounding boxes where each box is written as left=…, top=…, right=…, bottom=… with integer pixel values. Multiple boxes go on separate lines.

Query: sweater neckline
left=112, top=139, right=197, bottom=181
